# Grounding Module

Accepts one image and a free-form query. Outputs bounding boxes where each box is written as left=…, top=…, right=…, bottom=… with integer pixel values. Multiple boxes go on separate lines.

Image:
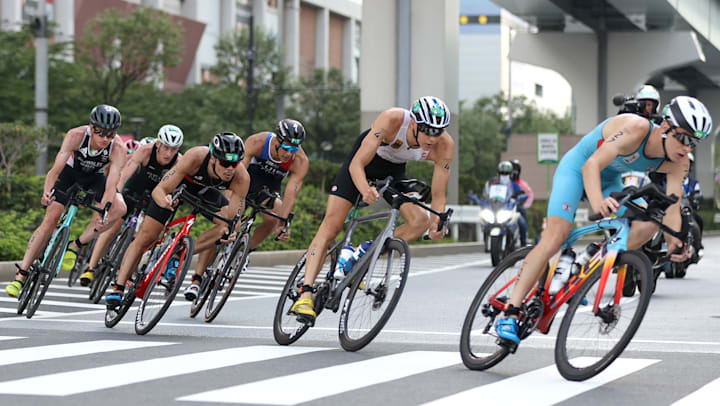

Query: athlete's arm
left=240, top=132, right=265, bottom=169
left=226, top=164, right=250, bottom=221
left=349, top=109, right=403, bottom=204
left=101, top=135, right=127, bottom=208
left=152, top=147, right=203, bottom=209
left=117, top=142, right=152, bottom=192
left=583, top=116, right=648, bottom=217
left=427, top=134, right=454, bottom=240
left=42, top=128, right=84, bottom=205
left=278, top=149, right=309, bottom=220
left=662, top=158, right=689, bottom=261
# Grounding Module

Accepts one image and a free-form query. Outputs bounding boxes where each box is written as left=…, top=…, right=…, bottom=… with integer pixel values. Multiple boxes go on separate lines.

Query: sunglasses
left=280, top=144, right=300, bottom=153
left=417, top=123, right=444, bottom=137
left=217, top=159, right=240, bottom=168
left=92, top=127, right=116, bottom=138
left=671, top=129, right=698, bottom=149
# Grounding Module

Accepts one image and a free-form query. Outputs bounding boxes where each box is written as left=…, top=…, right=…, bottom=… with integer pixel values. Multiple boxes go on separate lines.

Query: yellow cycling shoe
left=289, top=297, right=316, bottom=326
left=5, top=279, right=24, bottom=298
left=61, top=249, right=78, bottom=272
left=79, top=270, right=94, bottom=287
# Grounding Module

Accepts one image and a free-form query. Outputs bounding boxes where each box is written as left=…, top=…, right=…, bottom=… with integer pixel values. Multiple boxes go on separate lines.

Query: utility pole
left=247, top=14, right=255, bottom=136
left=32, top=0, right=49, bottom=175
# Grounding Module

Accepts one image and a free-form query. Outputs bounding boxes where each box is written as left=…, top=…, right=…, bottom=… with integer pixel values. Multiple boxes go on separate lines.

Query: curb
left=0, top=241, right=483, bottom=282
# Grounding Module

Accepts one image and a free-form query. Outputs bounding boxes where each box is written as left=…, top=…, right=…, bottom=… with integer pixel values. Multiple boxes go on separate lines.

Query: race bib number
left=624, top=175, right=639, bottom=187
left=489, top=184, right=508, bottom=200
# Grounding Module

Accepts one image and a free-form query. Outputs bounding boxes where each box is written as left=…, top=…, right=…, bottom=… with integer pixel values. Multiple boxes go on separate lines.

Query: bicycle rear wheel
left=339, top=238, right=410, bottom=352
left=67, top=244, right=89, bottom=287
left=91, top=264, right=116, bottom=304
left=273, top=253, right=315, bottom=345
left=555, top=250, right=653, bottom=381
left=204, top=233, right=251, bottom=323
left=460, top=246, right=532, bottom=370
left=27, top=227, right=70, bottom=319
left=189, top=258, right=216, bottom=318
left=135, top=235, right=193, bottom=335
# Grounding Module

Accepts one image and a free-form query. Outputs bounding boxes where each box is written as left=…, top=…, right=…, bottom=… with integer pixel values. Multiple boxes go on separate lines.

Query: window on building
left=535, top=83, right=543, bottom=97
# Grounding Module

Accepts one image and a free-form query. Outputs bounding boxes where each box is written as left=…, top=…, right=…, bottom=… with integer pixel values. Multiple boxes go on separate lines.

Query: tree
left=0, top=123, right=52, bottom=181
left=75, top=6, right=183, bottom=106
left=212, top=25, right=288, bottom=136
left=287, top=68, right=360, bottom=162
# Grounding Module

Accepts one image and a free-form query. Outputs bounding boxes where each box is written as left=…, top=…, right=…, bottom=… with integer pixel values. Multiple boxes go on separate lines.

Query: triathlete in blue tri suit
left=495, top=96, right=713, bottom=344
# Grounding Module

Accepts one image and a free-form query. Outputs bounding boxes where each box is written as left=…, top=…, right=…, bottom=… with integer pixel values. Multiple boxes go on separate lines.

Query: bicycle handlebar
left=172, top=184, right=234, bottom=226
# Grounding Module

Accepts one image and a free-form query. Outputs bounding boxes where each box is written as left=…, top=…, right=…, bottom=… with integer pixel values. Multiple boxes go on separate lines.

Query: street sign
left=537, top=133, right=559, bottom=164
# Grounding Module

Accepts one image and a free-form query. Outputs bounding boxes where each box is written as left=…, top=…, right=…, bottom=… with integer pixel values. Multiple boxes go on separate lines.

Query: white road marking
left=0, top=340, right=175, bottom=367
left=671, top=376, right=720, bottom=405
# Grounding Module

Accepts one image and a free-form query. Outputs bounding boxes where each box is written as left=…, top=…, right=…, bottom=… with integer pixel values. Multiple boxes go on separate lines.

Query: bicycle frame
left=489, top=216, right=632, bottom=335
left=40, top=204, right=79, bottom=275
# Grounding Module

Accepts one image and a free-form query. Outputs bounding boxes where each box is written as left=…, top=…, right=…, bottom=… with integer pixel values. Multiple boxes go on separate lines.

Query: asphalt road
left=0, top=240, right=718, bottom=406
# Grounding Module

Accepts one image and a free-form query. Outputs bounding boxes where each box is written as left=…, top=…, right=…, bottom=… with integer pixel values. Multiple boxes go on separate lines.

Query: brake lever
left=274, top=213, right=294, bottom=241
left=101, top=201, right=112, bottom=224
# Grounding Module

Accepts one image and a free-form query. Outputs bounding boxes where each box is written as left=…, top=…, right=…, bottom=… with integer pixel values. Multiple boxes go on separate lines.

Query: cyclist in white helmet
left=494, top=95, right=712, bottom=345
left=289, top=96, right=455, bottom=324
left=79, top=125, right=184, bottom=286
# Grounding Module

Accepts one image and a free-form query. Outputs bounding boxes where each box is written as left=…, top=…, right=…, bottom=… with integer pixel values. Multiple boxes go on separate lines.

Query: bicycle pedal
left=497, top=337, right=519, bottom=354
left=295, top=314, right=315, bottom=327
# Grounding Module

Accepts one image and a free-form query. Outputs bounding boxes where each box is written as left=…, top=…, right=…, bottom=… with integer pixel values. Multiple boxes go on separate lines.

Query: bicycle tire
left=460, top=246, right=532, bottom=370
left=17, top=264, right=39, bottom=315
left=105, top=270, right=141, bottom=328
left=27, top=227, right=70, bottom=319
left=92, top=264, right=116, bottom=304
left=273, top=252, right=313, bottom=345
left=189, top=262, right=215, bottom=318
left=93, top=227, right=133, bottom=303
left=204, top=233, right=251, bottom=323
left=339, top=238, right=410, bottom=352
left=135, top=235, right=194, bottom=335
left=555, top=250, right=653, bottom=381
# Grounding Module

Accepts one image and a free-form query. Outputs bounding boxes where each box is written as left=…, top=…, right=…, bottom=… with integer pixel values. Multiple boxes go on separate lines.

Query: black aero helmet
left=210, top=132, right=245, bottom=162
left=276, top=119, right=306, bottom=145
left=510, top=159, right=522, bottom=180
left=497, top=161, right=513, bottom=175
left=90, top=104, right=122, bottom=130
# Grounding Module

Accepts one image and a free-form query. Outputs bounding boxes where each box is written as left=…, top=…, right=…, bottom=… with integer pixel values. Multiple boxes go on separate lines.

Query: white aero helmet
left=411, top=96, right=450, bottom=136
left=139, top=136, right=156, bottom=146
left=157, top=124, right=184, bottom=148
left=636, top=85, right=660, bottom=113
left=662, top=96, right=713, bottom=141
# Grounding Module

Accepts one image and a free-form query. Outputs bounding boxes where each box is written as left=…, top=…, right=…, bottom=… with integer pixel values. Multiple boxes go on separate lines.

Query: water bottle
left=573, top=242, right=600, bottom=274
left=352, top=240, right=373, bottom=263
left=334, top=244, right=355, bottom=279
left=549, top=248, right=576, bottom=295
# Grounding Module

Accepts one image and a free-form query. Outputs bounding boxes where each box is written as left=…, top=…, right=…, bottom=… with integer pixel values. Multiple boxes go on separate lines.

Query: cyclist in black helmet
left=106, top=132, right=251, bottom=307
left=6, top=104, right=128, bottom=297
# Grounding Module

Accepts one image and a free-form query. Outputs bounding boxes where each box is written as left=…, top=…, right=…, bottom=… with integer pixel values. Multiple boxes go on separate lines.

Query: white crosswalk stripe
left=421, top=358, right=660, bottom=406
left=0, top=253, right=488, bottom=318
left=0, top=340, right=175, bottom=367
left=0, top=338, right=714, bottom=404
left=179, top=351, right=461, bottom=405
left=0, top=345, right=329, bottom=396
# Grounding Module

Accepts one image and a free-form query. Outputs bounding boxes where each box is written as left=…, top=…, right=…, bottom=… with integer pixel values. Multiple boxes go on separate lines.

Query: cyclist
left=125, top=139, right=139, bottom=154
left=78, top=125, right=183, bottom=287
left=106, top=132, right=250, bottom=307
left=289, top=96, right=455, bottom=325
left=5, top=105, right=128, bottom=297
left=183, top=119, right=309, bottom=301
left=511, top=159, right=533, bottom=245
left=139, top=137, right=157, bottom=146
left=494, top=96, right=711, bottom=344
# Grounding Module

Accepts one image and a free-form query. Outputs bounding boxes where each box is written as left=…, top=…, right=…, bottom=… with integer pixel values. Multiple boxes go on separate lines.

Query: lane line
left=0, top=336, right=25, bottom=341
left=179, top=351, right=460, bottom=405
left=422, top=357, right=660, bottom=406
left=0, top=297, right=104, bottom=309
left=0, top=340, right=175, bottom=367
left=0, top=345, right=329, bottom=396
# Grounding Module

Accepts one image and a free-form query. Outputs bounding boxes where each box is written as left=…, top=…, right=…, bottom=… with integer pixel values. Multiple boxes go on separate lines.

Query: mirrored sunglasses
left=218, top=159, right=239, bottom=168
left=280, top=144, right=300, bottom=153
left=418, top=123, right=444, bottom=137
left=672, top=130, right=698, bottom=148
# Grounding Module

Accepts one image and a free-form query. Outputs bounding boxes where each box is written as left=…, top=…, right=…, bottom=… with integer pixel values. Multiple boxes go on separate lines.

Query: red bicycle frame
left=488, top=244, right=629, bottom=335
left=134, top=213, right=196, bottom=298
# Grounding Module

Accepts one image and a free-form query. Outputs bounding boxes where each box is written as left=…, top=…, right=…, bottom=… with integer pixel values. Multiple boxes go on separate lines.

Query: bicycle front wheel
left=555, top=250, right=653, bottom=381
left=17, top=264, right=39, bottom=315
left=204, top=233, right=251, bottom=323
left=135, top=235, right=194, bottom=335
left=460, top=246, right=532, bottom=370
left=27, top=226, right=70, bottom=319
left=273, top=253, right=314, bottom=345
left=339, top=238, right=410, bottom=352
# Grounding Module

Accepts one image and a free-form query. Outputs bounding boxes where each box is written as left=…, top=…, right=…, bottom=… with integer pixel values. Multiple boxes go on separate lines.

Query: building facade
left=0, top=0, right=361, bottom=89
